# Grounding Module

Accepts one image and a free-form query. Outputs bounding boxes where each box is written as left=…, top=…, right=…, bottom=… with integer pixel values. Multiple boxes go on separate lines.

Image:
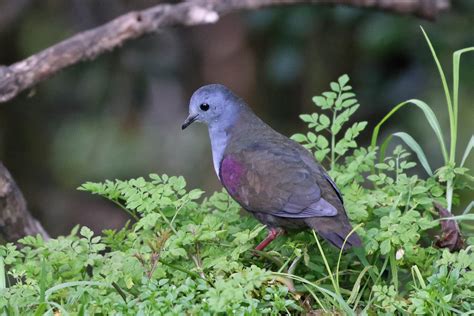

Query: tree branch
left=0, top=162, right=49, bottom=243
left=0, top=0, right=449, bottom=103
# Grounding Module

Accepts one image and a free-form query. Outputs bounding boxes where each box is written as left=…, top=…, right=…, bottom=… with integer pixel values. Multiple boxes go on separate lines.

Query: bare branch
left=0, top=162, right=49, bottom=243
left=0, top=0, right=450, bottom=103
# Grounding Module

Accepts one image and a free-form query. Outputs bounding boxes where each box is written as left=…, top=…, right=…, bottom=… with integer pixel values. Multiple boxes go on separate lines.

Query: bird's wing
left=219, top=142, right=338, bottom=218
left=320, top=166, right=344, bottom=204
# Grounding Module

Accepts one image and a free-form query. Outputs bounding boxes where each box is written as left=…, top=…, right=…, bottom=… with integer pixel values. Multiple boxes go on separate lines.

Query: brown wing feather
left=219, top=140, right=337, bottom=218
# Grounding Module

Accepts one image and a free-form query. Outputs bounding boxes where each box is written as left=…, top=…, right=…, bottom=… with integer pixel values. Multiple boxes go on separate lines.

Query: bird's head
left=182, top=84, right=242, bottom=130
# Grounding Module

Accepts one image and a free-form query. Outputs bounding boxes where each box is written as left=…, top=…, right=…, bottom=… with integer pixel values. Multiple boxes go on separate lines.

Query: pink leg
left=255, top=227, right=283, bottom=251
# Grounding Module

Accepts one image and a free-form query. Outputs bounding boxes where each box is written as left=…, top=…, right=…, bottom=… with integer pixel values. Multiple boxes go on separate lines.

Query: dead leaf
left=434, top=202, right=464, bottom=252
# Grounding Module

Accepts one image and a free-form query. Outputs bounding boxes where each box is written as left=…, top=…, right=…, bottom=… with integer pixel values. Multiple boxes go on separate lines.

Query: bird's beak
left=182, top=114, right=199, bottom=130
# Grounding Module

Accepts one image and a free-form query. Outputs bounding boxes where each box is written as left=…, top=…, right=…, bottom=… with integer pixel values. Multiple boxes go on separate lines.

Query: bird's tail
left=305, top=216, right=378, bottom=282
left=304, top=217, right=362, bottom=251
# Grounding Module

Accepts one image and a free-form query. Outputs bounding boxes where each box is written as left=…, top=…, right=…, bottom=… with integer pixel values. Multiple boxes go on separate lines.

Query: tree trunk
left=0, top=161, right=49, bottom=243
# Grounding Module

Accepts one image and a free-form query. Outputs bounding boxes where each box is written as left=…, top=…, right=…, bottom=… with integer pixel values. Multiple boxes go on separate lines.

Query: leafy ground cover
left=1, top=31, right=473, bottom=315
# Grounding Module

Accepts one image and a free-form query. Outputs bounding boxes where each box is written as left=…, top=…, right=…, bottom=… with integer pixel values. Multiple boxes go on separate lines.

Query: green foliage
left=291, top=74, right=367, bottom=170
left=371, top=28, right=474, bottom=212
left=1, top=62, right=473, bottom=313
left=289, top=74, right=472, bottom=314
left=0, top=177, right=298, bottom=314
left=409, top=249, right=474, bottom=314
left=372, top=284, right=408, bottom=314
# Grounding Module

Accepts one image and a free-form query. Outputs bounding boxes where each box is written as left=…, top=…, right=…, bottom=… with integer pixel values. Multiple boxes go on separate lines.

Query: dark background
left=0, top=0, right=473, bottom=236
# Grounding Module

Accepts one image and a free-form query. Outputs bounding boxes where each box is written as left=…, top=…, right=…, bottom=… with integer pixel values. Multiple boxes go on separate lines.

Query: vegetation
left=1, top=33, right=473, bottom=315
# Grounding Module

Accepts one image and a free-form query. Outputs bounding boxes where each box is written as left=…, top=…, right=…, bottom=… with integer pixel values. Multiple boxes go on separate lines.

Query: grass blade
left=371, top=99, right=447, bottom=163
left=462, top=201, right=473, bottom=215
left=420, top=26, right=455, bottom=162
left=33, top=303, right=47, bottom=316
left=379, top=134, right=393, bottom=163
left=313, top=231, right=339, bottom=296
left=336, top=223, right=363, bottom=287
left=452, top=47, right=474, bottom=144
left=0, top=256, right=5, bottom=290
left=460, top=135, right=473, bottom=168
left=303, top=284, right=328, bottom=312
left=434, top=213, right=474, bottom=222
left=45, top=281, right=108, bottom=300
left=389, top=250, right=398, bottom=292
left=393, top=132, right=433, bottom=176
left=347, top=265, right=371, bottom=304
left=274, top=272, right=355, bottom=315
left=411, top=265, right=426, bottom=288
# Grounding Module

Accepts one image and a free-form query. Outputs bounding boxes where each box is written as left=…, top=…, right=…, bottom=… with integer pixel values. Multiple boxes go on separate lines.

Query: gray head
left=182, top=84, right=243, bottom=130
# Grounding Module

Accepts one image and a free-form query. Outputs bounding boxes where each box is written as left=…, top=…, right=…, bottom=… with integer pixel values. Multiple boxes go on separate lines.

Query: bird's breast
left=220, top=156, right=245, bottom=198
left=209, top=127, right=229, bottom=178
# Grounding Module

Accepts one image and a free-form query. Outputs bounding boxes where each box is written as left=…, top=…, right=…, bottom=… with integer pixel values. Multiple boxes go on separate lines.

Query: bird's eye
left=200, top=103, right=210, bottom=111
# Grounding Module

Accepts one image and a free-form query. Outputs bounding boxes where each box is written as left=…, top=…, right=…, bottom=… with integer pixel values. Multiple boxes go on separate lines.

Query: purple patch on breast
left=220, top=156, right=245, bottom=197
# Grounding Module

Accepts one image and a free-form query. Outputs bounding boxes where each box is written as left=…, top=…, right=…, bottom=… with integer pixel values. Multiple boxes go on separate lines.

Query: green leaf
left=317, top=135, right=329, bottom=149
left=380, top=239, right=391, bottom=255
left=322, top=92, right=337, bottom=99
left=78, top=182, right=102, bottom=193
left=300, top=114, right=313, bottom=123
left=462, top=201, right=473, bottom=215
left=338, top=74, right=350, bottom=87
left=45, top=281, right=109, bottom=301
left=341, top=99, right=357, bottom=108
left=315, top=149, right=329, bottom=162
left=0, top=256, right=5, bottom=290
left=437, top=214, right=474, bottom=222
left=342, top=85, right=352, bottom=91
left=306, top=132, right=317, bottom=143
left=319, top=114, right=330, bottom=127
left=340, top=92, right=355, bottom=101
left=149, top=173, right=161, bottom=181
left=392, top=132, right=433, bottom=176
left=371, top=99, right=447, bottom=163
left=375, top=163, right=389, bottom=170
left=33, top=303, right=47, bottom=316
left=367, top=175, right=379, bottom=181
left=412, top=186, right=428, bottom=195
left=291, top=134, right=307, bottom=143
left=401, top=161, right=416, bottom=169
left=460, top=135, right=473, bottom=168
left=80, top=226, right=94, bottom=240
left=330, top=82, right=340, bottom=92
left=421, top=27, right=453, bottom=158
left=189, top=189, right=204, bottom=200
left=452, top=47, right=474, bottom=158
left=331, top=122, right=342, bottom=135
left=334, top=105, right=358, bottom=128
left=312, top=96, right=327, bottom=108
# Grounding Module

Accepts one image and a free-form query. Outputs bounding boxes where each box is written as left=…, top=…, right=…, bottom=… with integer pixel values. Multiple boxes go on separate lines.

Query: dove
left=182, top=84, right=361, bottom=251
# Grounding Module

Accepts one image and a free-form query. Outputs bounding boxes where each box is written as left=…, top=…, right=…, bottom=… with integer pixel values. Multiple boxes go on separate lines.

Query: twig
left=99, top=273, right=129, bottom=302
left=191, top=254, right=206, bottom=280
left=159, top=258, right=203, bottom=280
left=0, top=0, right=449, bottom=103
left=110, top=199, right=139, bottom=222
left=148, top=252, right=160, bottom=279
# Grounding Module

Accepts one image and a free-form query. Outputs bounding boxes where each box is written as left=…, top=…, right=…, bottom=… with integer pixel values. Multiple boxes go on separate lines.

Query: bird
left=182, top=84, right=361, bottom=251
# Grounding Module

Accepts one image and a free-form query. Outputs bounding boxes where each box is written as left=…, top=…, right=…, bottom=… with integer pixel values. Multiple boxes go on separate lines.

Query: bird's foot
left=254, top=227, right=284, bottom=252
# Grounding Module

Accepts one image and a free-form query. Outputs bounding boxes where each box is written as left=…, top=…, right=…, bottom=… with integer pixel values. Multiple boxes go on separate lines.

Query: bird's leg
left=255, top=227, right=284, bottom=251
